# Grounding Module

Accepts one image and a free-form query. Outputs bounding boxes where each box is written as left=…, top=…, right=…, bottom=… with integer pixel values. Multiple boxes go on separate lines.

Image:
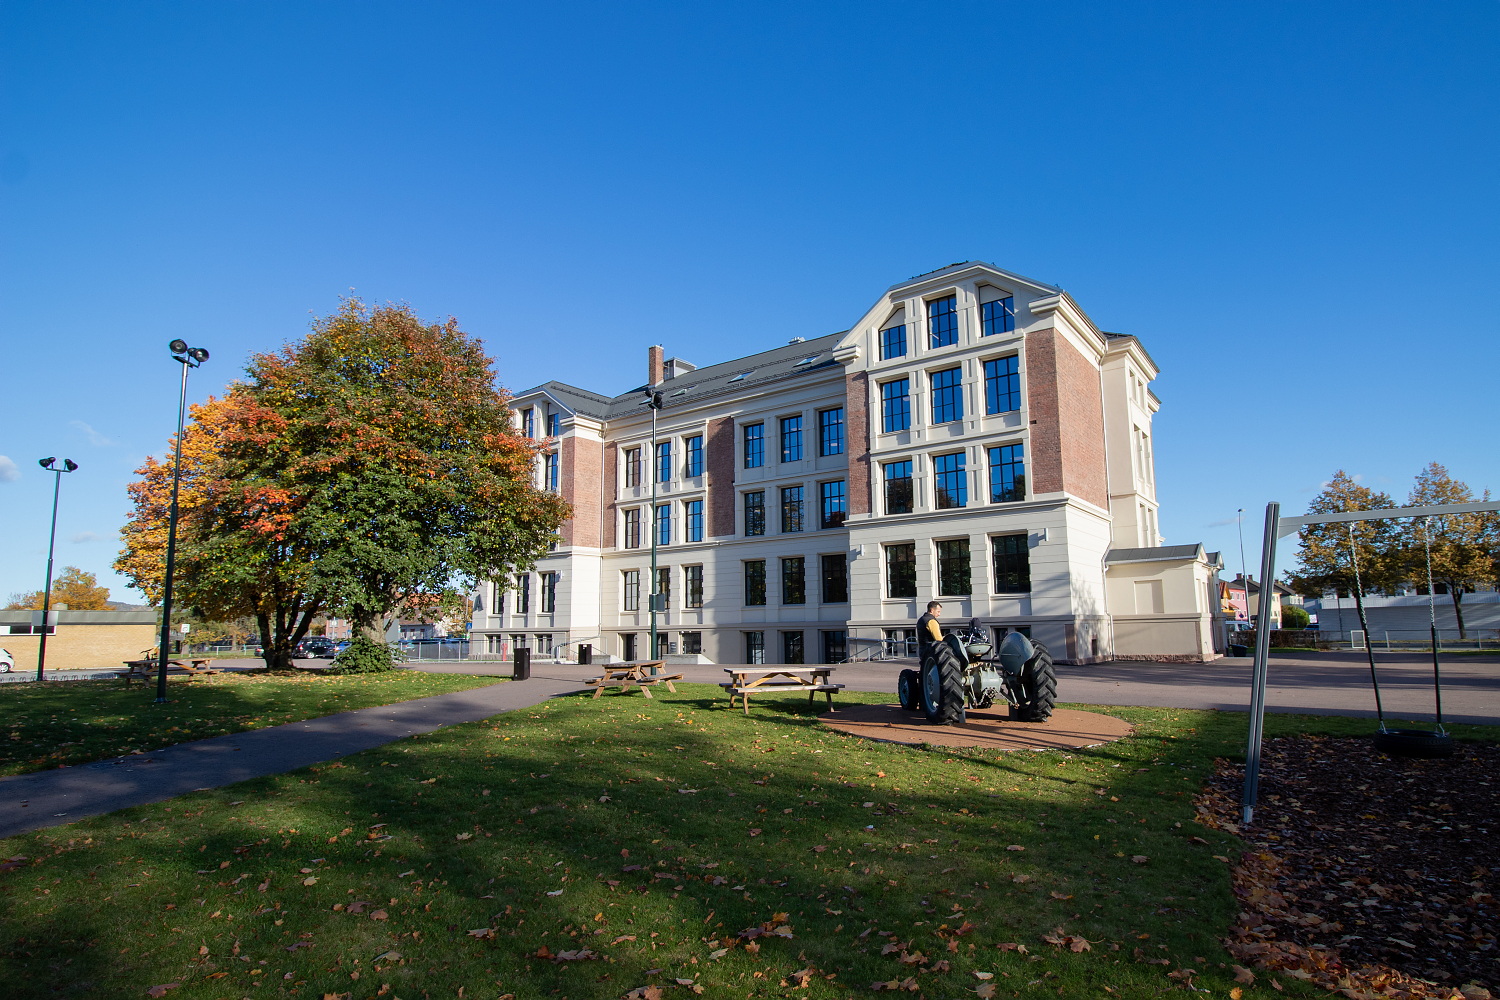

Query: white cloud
left=70, top=531, right=101, bottom=543
left=0, top=455, right=18, bottom=482
left=69, top=420, right=115, bottom=447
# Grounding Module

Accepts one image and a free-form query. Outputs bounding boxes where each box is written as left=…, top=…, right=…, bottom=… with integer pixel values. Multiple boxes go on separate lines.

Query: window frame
left=820, top=553, right=849, bottom=603
left=623, top=507, right=642, bottom=549
left=885, top=542, right=917, bottom=599
left=684, top=564, right=704, bottom=608
left=936, top=538, right=972, bottom=597
left=983, top=355, right=1020, bottom=415
left=818, top=479, right=847, bottom=529
left=684, top=435, right=703, bottom=478
left=780, top=415, right=803, bottom=463
left=818, top=407, right=844, bottom=456
left=781, top=556, right=806, bottom=605
left=879, top=323, right=907, bottom=360
left=743, top=422, right=764, bottom=468
left=543, top=451, right=560, bottom=492
left=992, top=533, right=1032, bottom=594
left=547, top=412, right=561, bottom=436
left=624, top=447, right=642, bottom=488
left=880, top=378, right=911, bottom=433
left=654, top=503, right=671, bottom=546
left=927, top=294, right=958, bottom=349
left=655, top=566, right=671, bottom=609
left=622, top=569, right=640, bottom=611
left=515, top=573, right=531, bottom=614
left=929, top=366, right=964, bottom=424
left=987, top=442, right=1026, bottom=503
left=883, top=459, right=913, bottom=515
left=744, top=560, right=767, bottom=606
left=655, top=441, right=672, bottom=483
left=743, top=490, right=766, bottom=536
left=540, top=571, right=558, bottom=614
left=932, top=451, right=968, bottom=509
left=781, top=630, right=804, bottom=664
left=685, top=498, right=704, bottom=542
left=780, top=485, right=804, bottom=533
left=981, top=295, right=1015, bottom=337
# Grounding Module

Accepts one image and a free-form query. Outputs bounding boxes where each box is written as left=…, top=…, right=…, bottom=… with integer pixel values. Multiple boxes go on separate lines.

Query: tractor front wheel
left=921, top=642, right=967, bottom=726
left=1014, top=640, right=1057, bottom=722
left=897, top=668, right=922, bottom=711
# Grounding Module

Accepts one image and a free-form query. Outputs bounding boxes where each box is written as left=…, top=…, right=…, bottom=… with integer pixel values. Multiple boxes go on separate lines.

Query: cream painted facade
left=472, top=262, right=1222, bottom=664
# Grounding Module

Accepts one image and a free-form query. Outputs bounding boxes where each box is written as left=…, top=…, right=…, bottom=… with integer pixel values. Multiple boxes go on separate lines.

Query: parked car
left=0, top=648, right=13, bottom=673
left=297, top=639, right=337, bottom=658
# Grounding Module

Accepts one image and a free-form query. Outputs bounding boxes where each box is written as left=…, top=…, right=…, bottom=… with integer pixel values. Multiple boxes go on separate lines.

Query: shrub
left=1279, top=604, right=1312, bottom=629
left=331, top=635, right=401, bottom=674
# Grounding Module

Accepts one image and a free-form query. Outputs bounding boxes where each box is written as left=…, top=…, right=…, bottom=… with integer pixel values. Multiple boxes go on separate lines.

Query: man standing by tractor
left=916, top=601, right=944, bottom=659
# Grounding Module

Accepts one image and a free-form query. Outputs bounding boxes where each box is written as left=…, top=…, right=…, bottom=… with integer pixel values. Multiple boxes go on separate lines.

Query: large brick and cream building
left=471, top=262, right=1222, bottom=664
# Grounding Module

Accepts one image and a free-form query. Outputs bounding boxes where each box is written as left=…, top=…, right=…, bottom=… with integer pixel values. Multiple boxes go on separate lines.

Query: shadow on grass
left=0, top=687, right=1355, bottom=1000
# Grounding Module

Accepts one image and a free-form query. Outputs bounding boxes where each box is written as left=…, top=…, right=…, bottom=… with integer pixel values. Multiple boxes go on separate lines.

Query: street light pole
left=157, top=340, right=209, bottom=704
left=34, top=457, right=78, bottom=681
left=1236, top=508, right=1251, bottom=624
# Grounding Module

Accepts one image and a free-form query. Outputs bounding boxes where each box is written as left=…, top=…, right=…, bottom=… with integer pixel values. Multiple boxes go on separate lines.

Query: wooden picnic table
left=720, top=666, right=844, bottom=715
left=118, top=658, right=218, bottom=683
left=585, top=660, right=684, bottom=699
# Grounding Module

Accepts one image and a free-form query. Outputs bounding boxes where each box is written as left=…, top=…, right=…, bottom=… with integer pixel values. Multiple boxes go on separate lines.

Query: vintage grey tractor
left=896, top=620, right=1057, bottom=725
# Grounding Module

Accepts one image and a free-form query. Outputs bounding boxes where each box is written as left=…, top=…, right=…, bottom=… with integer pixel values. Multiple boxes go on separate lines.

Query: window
left=886, top=543, right=917, bottom=598
left=743, top=423, right=764, bottom=468
left=536, top=633, right=554, bottom=656
left=992, top=534, right=1032, bottom=593
left=745, top=631, right=765, bottom=664
left=547, top=412, right=561, bottom=436
left=781, top=557, right=806, bottom=605
left=879, top=323, right=907, bottom=360
left=623, top=508, right=642, bottom=549
left=623, top=570, right=640, bottom=611
left=522, top=407, right=535, bottom=438
left=981, top=296, right=1015, bottom=337
left=933, top=451, right=968, bottom=509
left=655, top=441, right=671, bottom=483
left=984, top=356, right=1020, bottom=414
left=820, top=630, right=847, bottom=664
left=744, top=490, right=765, bottom=536
left=681, top=631, right=702, bottom=655
left=880, top=378, right=910, bottom=433
left=819, top=480, right=847, bottom=528
left=780, top=415, right=803, bottom=462
left=624, top=447, right=642, bottom=488
left=684, top=435, right=703, bottom=477
left=936, top=539, right=971, bottom=597
left=684, top=565, right=704, bottom=608
left=744, top=560, right=767, bottom=606
left=655, top=567, right=671, bottom=609
left=928, top=295, right=958, bottom=348
left=988, top=443, right=1026, bottom=503
left=821, top=553, right=848, bottom=603
left=543, top=452, right=559, bottom=492
left=818, top=408, right=844, bottom=456
left=515, top=574, right=531, bottom=614
left=540, top=572, right=558, bottom=613
left=883, top=460, right=913, bottom=514
left=781, top=630, right=804, bottom=664
left=930, top=366, right=964, bottom=423
left=655, top=503, right=671, bottom=546
left=780, top=485, right=804, bottom=533
left=685, top=499, right=704, bottom=542
left=510, top=633, right=530, bottom=650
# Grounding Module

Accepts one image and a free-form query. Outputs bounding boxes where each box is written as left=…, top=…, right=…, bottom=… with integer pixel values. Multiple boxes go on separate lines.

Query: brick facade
left=1024, top=330, right=1064, bottom=496
left=602, top=441, right=618, bottom=549
left=1023, top=329, right=1108, bottom=508
left=561, top=435, right=602, bottom=548
left=845, top=371, right=871, bottom=515
left=705, top=416, right=736, bottom=537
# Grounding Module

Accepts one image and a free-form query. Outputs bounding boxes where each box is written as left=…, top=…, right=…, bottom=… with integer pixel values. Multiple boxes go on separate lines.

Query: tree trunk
left=1450, top=587, right=1467, bottom=640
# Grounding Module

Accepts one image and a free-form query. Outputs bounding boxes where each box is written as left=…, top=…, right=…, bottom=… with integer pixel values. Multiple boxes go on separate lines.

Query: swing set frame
left=1240, top=499, right=1500, bottom=826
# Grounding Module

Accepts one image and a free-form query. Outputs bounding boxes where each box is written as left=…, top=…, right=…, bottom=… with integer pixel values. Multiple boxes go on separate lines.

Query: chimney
left=648, top=345, right=664, bottom=386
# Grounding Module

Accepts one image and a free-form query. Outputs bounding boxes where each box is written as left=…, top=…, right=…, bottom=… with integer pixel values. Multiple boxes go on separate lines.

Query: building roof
left=1105, top=544, right=1206, bottom=564
left=517, top=331, right=848, bottom=419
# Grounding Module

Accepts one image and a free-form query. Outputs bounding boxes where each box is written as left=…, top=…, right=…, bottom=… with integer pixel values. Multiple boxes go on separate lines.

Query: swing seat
left=1374, top=728, right=1454, bottom=759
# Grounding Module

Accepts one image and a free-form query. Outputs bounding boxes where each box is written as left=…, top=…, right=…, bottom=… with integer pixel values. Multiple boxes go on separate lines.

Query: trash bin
left=1228, top=643, right=1249, bottom=657
left=513, top=648, right=531, bottom=680
left=578, top=644, right=592, bottom=665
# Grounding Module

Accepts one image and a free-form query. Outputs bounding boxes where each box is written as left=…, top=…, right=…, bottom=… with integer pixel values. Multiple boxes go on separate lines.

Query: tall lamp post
left=642, top=389, right=664, bottom=660
left=34, top=457, right=79, bottom=681
left=157, top=339, right=210, bottom=704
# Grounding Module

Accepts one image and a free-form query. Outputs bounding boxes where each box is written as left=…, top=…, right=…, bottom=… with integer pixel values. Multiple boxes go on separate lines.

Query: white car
left=0, top=648, right=14, bottom=673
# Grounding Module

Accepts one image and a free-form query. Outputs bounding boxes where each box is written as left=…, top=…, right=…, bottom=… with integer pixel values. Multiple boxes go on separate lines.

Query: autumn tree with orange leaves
left=117, top=300, right=569, bottom=670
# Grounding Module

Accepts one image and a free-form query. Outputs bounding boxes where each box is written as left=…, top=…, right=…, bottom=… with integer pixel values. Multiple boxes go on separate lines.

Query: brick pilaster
left=845, top=371, right=871, bottom=515
left=706, top=415, right=736, bottom=536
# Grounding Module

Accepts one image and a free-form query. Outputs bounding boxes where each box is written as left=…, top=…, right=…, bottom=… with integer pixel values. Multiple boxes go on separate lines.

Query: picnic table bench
left=118, top=658, right=218, bottom=683
left=720, top=666, right=844, bottom=715
left=585, top=660, right=684, bottom=699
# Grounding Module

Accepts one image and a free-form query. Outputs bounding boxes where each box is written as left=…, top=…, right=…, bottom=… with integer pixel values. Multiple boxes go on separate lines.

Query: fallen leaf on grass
left=748, top=828, right=762, bottom=836
left=788, top=967, right=817, bottom=987
left=974, top=985, right=998, bottom=999
left=546, top=889, right=564, bottom=896
left=369, top=909, right=388, bottom=921
left=995, top=942, right=1028, bottom=954
left=707, top=947, right=728, bottom=960
left=372, top=951, right=401, bottom=963
left=1005, top=844, right=1024, bottom=851
left=455, top=832, right=472, bottom=841
left=302, top=876, right=318, bottom=885
left=1231, top=965, right=1255, bottom=984
left=467, top=928, right=495, bottom=940
left=146, top=986, right=180, bottom=998
left=1130, top=855, right=1149, bottom=864
left=1040, top=929, right=1091, bottom=952
left=623, top=988, right=663, bottom=1000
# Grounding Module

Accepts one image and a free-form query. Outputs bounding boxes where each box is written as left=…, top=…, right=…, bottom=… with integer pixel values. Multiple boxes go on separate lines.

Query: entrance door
left=622, top=633, right=637, bottom=661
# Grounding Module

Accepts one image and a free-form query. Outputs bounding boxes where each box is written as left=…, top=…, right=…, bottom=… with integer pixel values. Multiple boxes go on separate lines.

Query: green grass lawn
left=0, top=671, right=501, bottom=775
left=1, top=686, right=1490, bottom=1000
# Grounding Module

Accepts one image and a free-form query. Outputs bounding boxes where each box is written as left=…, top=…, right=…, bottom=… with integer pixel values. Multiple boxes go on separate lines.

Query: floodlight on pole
left=157, top=340, right=209, bottom=703
left=34, top=456, right=79, bottom=681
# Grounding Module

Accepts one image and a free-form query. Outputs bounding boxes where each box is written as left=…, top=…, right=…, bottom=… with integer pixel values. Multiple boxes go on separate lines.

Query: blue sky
left=2, top=1, right=1497, bottom=603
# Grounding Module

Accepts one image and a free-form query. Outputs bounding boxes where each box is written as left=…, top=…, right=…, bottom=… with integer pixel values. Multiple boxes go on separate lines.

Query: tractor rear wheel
left=897, top=668, right=921, bottom=711
left=921, top=642, right=967, bottom=726
left=1014, top=641, right=1057, bottom=722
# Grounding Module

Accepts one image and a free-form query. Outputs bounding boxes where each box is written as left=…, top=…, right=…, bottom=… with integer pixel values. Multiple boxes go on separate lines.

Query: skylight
left=729, top=371, right=752, bottom=382
left=794, top=355, right=819, bottom=366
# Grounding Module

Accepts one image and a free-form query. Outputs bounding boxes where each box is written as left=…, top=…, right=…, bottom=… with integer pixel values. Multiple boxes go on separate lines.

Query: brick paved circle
left=819, top=703, right=1133, bottom=750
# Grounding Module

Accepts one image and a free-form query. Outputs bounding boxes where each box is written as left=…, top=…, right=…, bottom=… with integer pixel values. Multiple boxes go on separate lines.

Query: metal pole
left=1235, top=509, right=1251, bottom=626
left=1241, top=501, right=1280, bottom=827
left=649, top=400, right=659, bottom=660
left=157, top=362, right=191, bottom=704
left=35, top=468, right=64, bottom=682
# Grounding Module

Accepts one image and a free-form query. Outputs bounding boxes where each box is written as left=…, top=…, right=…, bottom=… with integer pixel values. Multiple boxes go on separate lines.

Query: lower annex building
left=471, top=262, right=1223, bottom=665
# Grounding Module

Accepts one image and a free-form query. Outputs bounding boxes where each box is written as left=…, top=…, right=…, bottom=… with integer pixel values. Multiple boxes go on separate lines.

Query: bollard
left=513, top=647, right=531, bottom=680
left=578, top=643, right=592, bottom=665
